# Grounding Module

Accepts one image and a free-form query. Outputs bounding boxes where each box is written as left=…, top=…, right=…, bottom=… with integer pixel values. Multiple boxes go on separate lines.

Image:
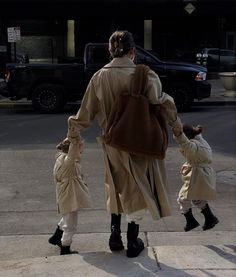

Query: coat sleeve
left=68, top=78, right=100, bottom=136
left=64, top=136, right=82, bottom=164
left=146, top=69, right=180, bottom=127
left=173, top=133, right=198, bottom=155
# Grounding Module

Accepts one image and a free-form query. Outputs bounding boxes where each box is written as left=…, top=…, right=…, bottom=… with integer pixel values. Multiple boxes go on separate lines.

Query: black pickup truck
left=0, top=43, right=211, bottom=112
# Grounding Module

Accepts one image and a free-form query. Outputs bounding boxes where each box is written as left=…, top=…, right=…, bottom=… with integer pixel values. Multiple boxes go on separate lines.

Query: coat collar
left=104, top=56, right=136, bottom=68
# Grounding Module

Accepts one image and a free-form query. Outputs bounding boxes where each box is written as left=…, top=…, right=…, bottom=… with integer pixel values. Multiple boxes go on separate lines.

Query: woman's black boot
left=60, top=246, right=78, bottom=255
left=126, top=221, right=144, bottom=258
left=48, top=225, right=63, bottom=246
left=201, top=204, right=219, bottom=231
left=109, top=213, right=124, bottom=251
left=183, top=209, right=200, bottom=232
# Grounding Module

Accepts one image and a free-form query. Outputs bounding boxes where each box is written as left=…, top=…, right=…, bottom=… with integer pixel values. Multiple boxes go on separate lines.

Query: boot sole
left=48, top=239, right=61, bottom=246
left=126, top=245, right=144, bottom=258
left=203, top=218, right=219, bottom=231
left=109, top=245, right=125, bottom=251
left=184, top=222, right=200, bottom=232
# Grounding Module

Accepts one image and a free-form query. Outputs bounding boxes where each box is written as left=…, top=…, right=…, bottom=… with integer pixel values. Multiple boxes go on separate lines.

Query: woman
left=68, top=30, right=181, bottom=258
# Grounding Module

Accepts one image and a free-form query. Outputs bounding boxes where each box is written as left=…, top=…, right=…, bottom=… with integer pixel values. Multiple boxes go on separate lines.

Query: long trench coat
left=68, top=57, right=179, bottom=220
left=174, top=133, right=217, bottom=200
left=53, top=137, right=92, bottom=214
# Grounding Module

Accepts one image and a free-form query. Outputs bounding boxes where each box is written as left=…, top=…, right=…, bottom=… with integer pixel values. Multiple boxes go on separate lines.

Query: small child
left=173, top=123, right=219, bottom=232
left=48, top=126, right=92, bottom=255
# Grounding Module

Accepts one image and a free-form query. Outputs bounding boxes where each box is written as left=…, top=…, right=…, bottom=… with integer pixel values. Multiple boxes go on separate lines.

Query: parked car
left=0, top=43, right=211, bottom=113
left=196, top=48, right=236, bottom=72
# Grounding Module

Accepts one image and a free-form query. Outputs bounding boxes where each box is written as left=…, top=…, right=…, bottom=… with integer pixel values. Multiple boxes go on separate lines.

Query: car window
left=87, top=46, right=110, bottom=64
left=135, top=47, right=160, bottom=65
left=208, top=49, right=219, bottom=55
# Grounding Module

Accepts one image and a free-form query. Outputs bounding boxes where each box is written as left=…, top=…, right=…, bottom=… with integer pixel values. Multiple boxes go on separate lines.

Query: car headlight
left=195, top=71, right=206, bottom=81
left=196, top=53, right=202, bottom=58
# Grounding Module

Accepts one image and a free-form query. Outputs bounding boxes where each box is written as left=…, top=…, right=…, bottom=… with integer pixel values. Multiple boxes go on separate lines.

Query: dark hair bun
left=109, top=30, right=135, bottom=58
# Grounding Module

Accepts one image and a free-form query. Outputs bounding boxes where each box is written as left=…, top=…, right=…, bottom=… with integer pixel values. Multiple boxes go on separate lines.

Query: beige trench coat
left=53, top=137, right=92, bottom=214
left=174, top=133, right=217, bottom=200
left=68, top=57, right=179, bottom=220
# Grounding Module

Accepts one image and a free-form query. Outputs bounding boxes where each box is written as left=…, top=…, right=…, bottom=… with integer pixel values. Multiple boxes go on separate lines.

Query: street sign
left=7, top=27, right=21, bottom=42
left=184, top=3, right=196, bottom=15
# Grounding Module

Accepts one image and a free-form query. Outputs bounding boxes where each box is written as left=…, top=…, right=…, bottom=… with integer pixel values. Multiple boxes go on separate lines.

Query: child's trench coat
left=53, top=137, right=92, bottom=214
left=68, top=57, right=179, bottom=220
left=174, top=133, right=217, bottom=200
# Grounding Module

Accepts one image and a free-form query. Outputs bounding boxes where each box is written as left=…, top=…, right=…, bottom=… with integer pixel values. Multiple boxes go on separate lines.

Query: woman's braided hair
left=109, top=30, right=135, bottom=58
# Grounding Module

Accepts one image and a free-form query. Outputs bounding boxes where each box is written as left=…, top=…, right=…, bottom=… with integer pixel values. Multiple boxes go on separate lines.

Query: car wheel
left=32, top=84, right=66, bottom=113
left=168, top=82, right=193, bottom=112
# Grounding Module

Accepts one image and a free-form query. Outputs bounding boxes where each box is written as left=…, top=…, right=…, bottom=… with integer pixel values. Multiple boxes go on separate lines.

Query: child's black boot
left=183, top=209, right=200, bottom=232
left=60, top=245, right=78, bottom=255
left=109, top=213, right=124, bottom=251
left=48, top=225, right=63, bottom=246
left=201, top=204, right=219, bottom=231
left=126, top=221, right=144, bottom=258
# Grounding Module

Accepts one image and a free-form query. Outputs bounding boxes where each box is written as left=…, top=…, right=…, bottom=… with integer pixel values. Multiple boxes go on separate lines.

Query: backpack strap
left=131, top=64, right=150, bottom=96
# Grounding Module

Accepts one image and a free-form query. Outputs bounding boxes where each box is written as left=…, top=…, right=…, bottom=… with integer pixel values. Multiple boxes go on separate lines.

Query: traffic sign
left=7, top=27, right=21, bottom=43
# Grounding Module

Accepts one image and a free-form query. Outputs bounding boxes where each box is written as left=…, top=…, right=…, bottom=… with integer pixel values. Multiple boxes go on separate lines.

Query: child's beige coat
left=53, top=137, right=92, bottom=214
left=174, top=133, right=217, bottom=200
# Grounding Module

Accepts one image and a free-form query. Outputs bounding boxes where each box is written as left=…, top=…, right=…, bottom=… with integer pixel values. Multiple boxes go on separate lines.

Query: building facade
left=0, top=0, right=236, bottom=77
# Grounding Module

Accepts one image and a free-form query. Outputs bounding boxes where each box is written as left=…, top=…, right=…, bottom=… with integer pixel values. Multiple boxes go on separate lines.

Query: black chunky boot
left=201, top=204, right=219, bottom=231
left=183, top=209, right=200, bottom=232
left=109, top=214, right=124, bottom=251
left=126, top=221, right=144, bottom=258
left=60, top=246, right=78, bottom=255
left=48, top=225, right=63, bottom=246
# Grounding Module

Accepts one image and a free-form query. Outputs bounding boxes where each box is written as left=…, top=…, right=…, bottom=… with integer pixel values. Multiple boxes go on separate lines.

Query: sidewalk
left=0, top=232, right=235, bottom=276
left=194, top=79, right=236, bottom=105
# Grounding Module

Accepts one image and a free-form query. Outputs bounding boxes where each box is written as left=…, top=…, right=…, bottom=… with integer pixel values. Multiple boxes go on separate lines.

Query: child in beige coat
left=48, top=126, right=92, bottom=255
left=173, top=123, right=219, bottom=232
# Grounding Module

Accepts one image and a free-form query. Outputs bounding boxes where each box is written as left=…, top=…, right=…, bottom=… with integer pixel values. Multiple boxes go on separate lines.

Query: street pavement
left=0, top=78, right=235, bottom=276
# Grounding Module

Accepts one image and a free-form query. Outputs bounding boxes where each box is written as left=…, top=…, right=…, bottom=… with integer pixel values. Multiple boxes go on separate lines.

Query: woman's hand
left=67, top=116, right=80, bottom=138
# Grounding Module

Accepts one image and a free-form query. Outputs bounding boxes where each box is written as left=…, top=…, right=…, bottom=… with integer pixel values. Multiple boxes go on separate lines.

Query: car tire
left=32, top=83, right=66, bottom=113
left=168, top=82, right=193, bottom=112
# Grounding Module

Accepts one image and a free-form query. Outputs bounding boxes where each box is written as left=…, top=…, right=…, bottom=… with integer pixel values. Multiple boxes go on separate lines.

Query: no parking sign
left=7, top=27, right=21, bottom=43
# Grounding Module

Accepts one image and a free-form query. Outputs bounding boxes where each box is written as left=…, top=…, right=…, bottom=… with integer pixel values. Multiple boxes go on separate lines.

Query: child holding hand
left=172, top=123, right=219, bottom=232
left=48, top=123, right=92, bottom=255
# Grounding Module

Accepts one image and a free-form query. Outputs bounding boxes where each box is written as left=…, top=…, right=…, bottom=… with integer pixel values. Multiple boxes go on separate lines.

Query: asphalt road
left=0, top=104, right=235, bottom=156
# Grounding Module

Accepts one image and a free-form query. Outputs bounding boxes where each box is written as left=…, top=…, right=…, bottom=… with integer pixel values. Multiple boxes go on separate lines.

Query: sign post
left=7, top=27, right=21, bottom=62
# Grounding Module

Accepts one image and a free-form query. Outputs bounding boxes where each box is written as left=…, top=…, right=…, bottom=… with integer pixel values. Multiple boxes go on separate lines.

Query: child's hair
left=56, top=138, right=70, bottom=153
left=183, top=124, right=203, bottom=139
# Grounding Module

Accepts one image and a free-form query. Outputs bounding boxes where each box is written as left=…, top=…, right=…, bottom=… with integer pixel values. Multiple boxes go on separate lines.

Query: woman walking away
left=48, top=124, right=92, bottom=255
left=172, top=123, right=219, bottom=232
left=68, top=30, right=181, bottom=258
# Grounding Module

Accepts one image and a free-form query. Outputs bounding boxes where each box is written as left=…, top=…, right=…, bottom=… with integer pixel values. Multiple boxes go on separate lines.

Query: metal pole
left=14, top=42, right=16, bottom=62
